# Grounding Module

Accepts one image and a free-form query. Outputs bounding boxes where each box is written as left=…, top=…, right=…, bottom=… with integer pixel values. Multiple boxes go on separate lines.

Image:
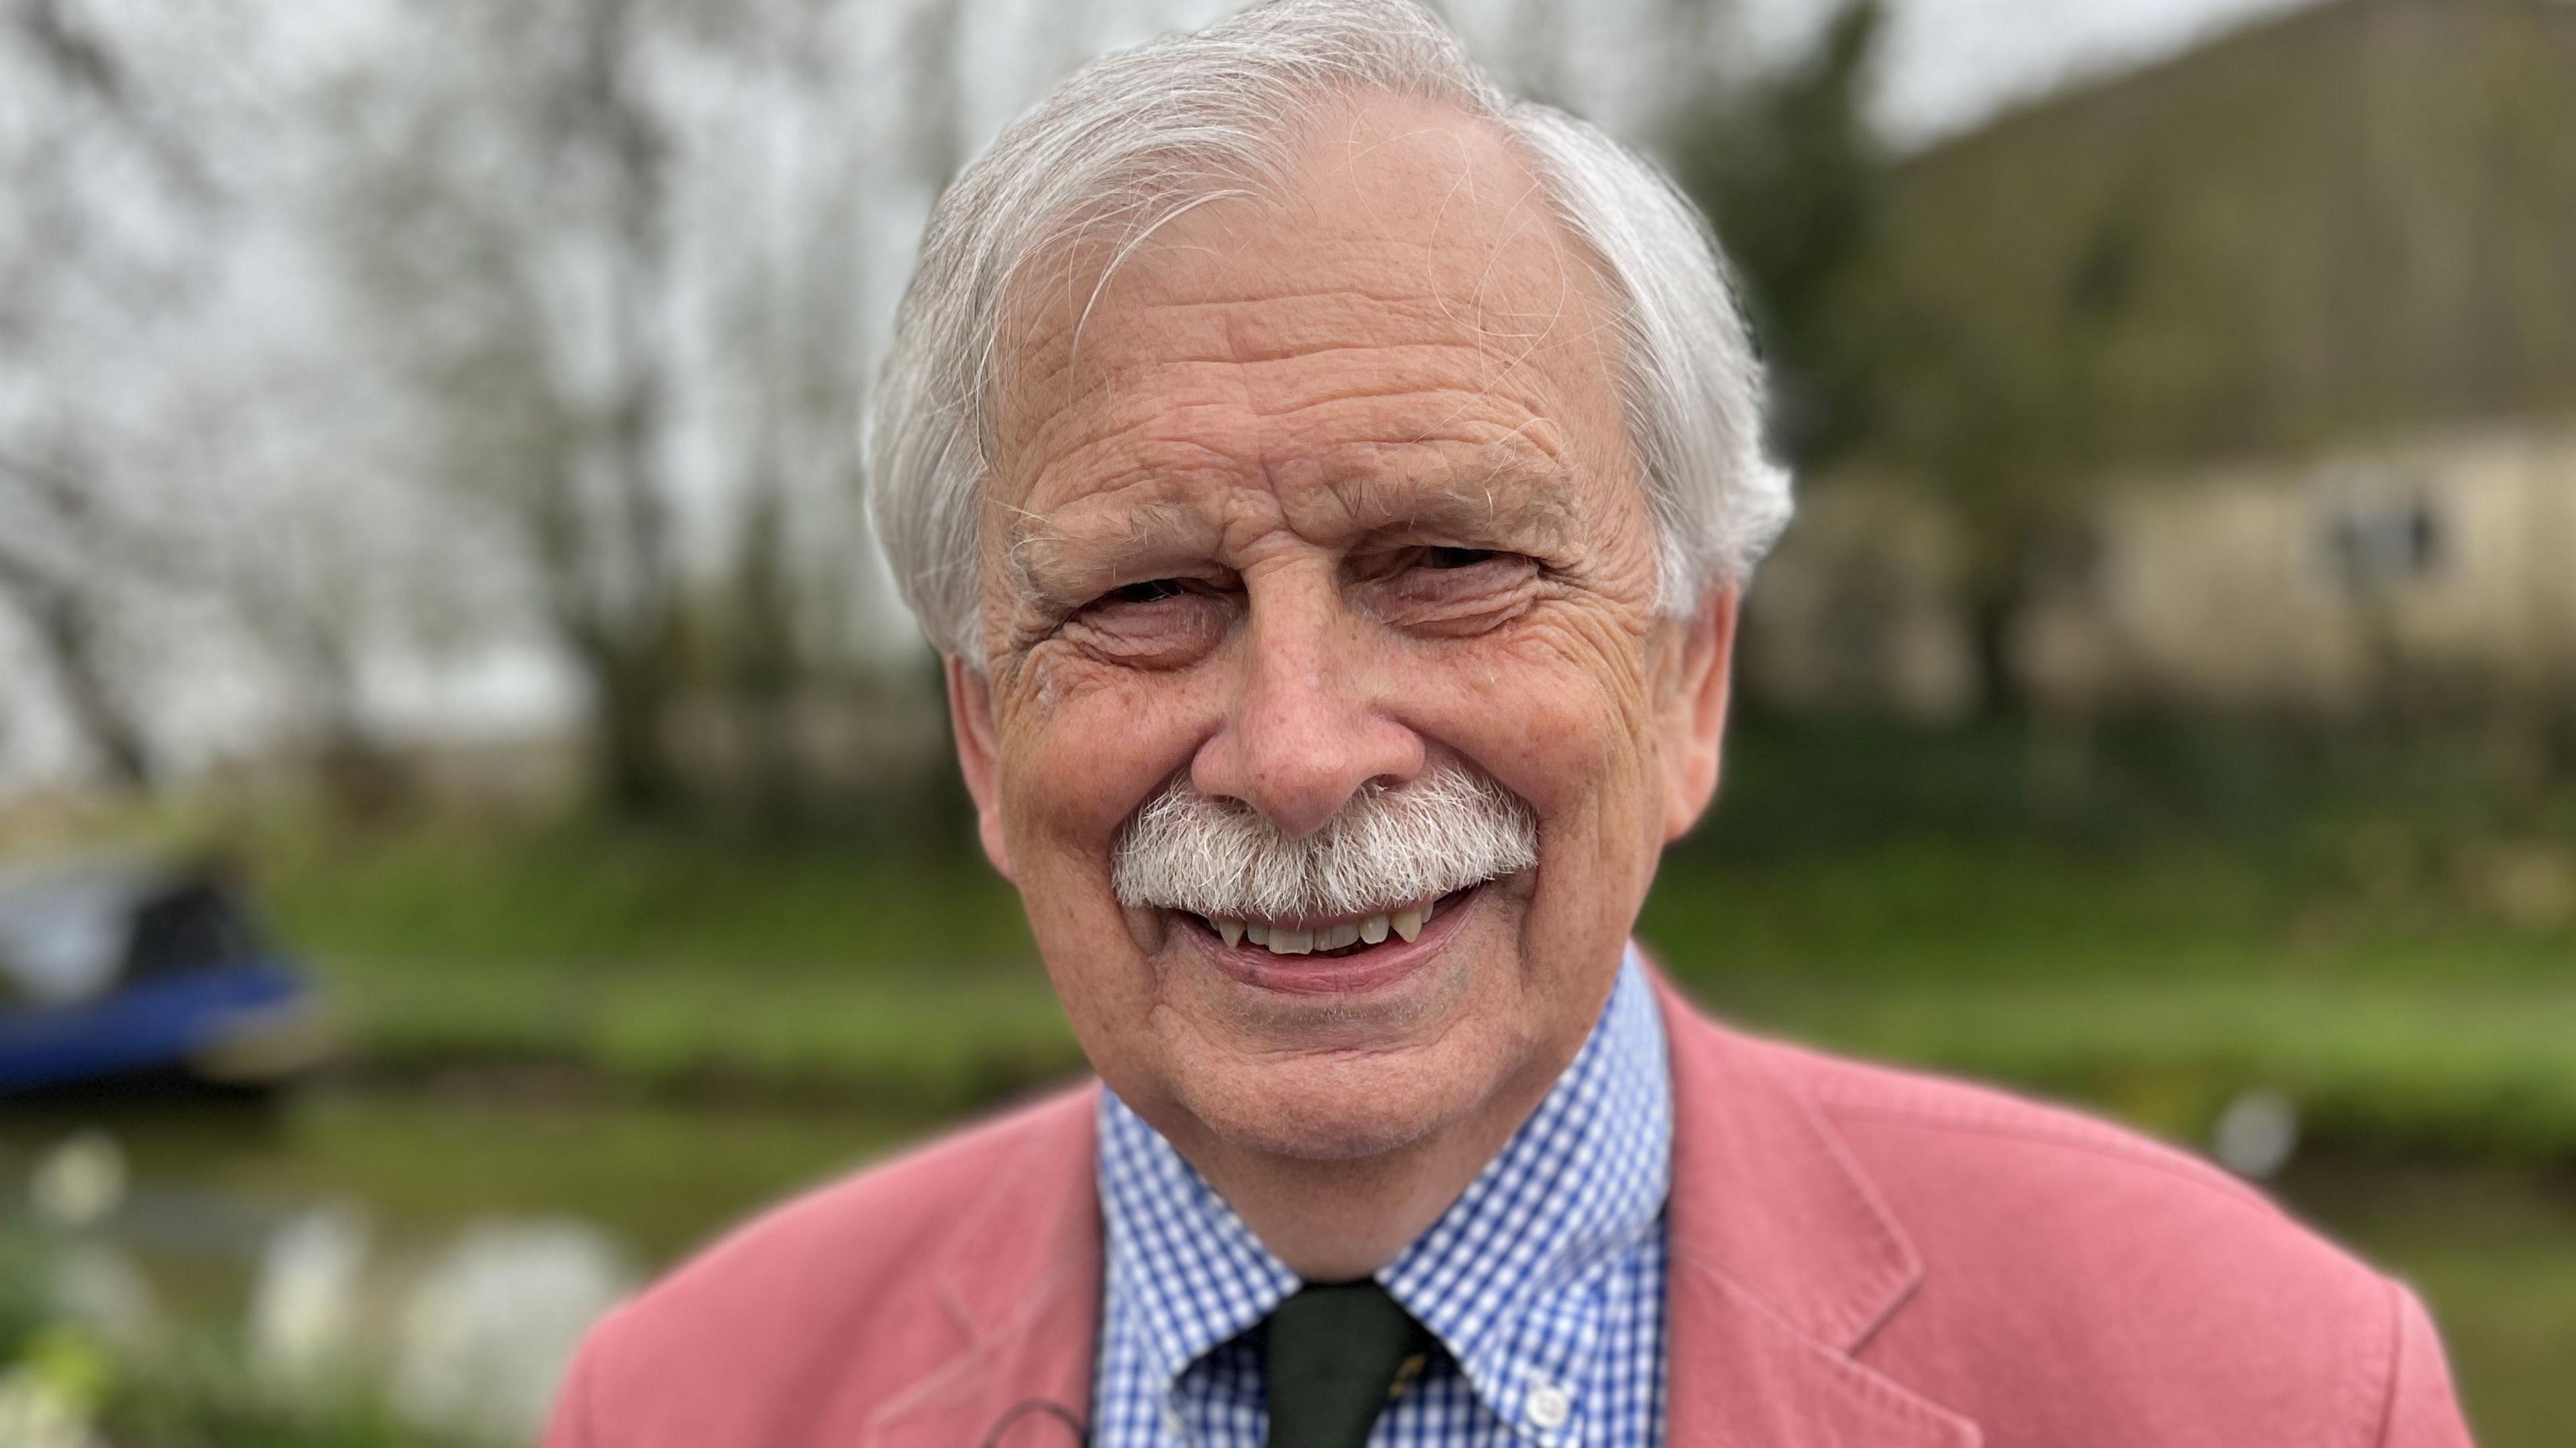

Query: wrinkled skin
left=946, top=95, right=1739, bottom=1275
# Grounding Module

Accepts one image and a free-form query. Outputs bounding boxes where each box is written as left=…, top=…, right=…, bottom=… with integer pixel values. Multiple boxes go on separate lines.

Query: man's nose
left=1190, top=567, right=1423, bottom=839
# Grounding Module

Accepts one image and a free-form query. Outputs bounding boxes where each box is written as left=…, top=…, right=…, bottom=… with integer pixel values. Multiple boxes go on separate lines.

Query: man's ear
left=1658, top=584, right=1741, bottom=843
left=944, top=656, right=1016, bottom=883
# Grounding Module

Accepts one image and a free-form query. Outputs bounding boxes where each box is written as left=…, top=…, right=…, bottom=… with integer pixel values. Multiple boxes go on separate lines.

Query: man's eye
left=1423, top=547, right=1499, bottom=570
left=1103, top=579, right=1187, bottom=605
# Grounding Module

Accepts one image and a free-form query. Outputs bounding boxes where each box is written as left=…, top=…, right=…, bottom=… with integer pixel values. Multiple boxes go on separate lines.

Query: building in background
left=2016, top=427, right=2576, bottom=713
left=1745, top=0, right=2576, bottom=720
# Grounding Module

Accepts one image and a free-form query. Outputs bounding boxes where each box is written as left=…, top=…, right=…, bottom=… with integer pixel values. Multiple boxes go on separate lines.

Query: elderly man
left=543, top=2, right=2473, bottom=1445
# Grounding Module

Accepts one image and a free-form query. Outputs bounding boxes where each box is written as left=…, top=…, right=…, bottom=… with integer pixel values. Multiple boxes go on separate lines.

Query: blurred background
left=0, top=0, right=2570, bottom=1441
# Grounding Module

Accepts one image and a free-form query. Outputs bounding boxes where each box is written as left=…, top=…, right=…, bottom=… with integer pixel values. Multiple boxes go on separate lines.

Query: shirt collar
left=1096, top=949, right=1673, bottom=1418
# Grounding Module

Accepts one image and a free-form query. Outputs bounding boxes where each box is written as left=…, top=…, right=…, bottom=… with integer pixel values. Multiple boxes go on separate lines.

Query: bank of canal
left=5, top=1087, right=2571, bottom=1445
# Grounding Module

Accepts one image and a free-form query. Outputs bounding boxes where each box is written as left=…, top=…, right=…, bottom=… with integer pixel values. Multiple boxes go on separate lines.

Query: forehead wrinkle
left=1002, top=292, right=1495, bottom=483
left=1020, top=330, right=1568, bottom=500
left=1000, top=193, right=1608, bottom=495
left=1067, top=187, right=1265, bottom=367
left=1456, top=192, right=1594, bottom=454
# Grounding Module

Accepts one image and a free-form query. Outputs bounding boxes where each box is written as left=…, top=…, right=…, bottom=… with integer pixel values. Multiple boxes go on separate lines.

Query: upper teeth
left=1212, top=899, right=1436, bottom=956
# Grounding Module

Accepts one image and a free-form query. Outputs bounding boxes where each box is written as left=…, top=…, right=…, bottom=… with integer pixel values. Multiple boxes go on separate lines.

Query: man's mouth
left=1177, top=885, right=1477, bottom=958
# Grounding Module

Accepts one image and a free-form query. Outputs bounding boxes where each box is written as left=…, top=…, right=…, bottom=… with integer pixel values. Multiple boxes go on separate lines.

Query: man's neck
left=1168, top=1056, right=1570, bottom=1282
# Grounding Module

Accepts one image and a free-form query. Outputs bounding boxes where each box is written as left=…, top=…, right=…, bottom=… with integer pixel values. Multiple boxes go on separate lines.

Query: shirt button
left=1527, top=1380, right=1574, bottom=1430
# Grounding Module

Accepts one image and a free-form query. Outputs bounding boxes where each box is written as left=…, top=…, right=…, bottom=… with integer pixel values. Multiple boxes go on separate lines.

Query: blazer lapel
left=1664, top=1256, right=1980, bottom=1448
left=871, top=981, right=1984, bottom=1448
left=869, top=1087, right=1106, bottom=1448
left=1654, top=973, right=1982, bottom=1448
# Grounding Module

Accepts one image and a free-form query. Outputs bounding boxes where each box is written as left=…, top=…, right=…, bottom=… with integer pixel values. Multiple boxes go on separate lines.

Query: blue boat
left=0, top=855, right=336, bottom=1095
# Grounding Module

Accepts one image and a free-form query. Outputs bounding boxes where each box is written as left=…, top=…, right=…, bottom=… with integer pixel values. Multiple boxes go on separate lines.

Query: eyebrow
left=1004, top=493, right=1227, bottom=610
left=1347, top=458, right=1585, bottom=549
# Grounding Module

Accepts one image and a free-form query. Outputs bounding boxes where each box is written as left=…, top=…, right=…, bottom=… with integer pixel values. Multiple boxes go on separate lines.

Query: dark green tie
left=1263, top=1280, right=1434, bottom=1448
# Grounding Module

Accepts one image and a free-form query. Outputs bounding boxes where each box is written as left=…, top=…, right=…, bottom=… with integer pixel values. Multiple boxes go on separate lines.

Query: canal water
left=5, top=1086, right=2572, bottom=1444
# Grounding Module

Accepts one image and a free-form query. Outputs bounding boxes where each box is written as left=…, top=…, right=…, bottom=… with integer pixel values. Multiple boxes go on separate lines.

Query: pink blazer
left=543, top=974, right=2473, bottom=1447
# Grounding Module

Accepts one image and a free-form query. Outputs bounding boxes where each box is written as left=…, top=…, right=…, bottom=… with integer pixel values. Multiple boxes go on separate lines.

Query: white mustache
left=1111, top=765, right=1539, bottom=924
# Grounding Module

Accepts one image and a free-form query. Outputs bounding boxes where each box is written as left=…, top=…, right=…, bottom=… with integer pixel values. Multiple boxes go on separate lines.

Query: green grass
left=18, top=718, right=2576, bottom=1447
left=249, top=816, right=1032, bottom=977
left=1679, top=971, right=2576, bottom=1159
left=225, top=738, right=2576, bottom=1164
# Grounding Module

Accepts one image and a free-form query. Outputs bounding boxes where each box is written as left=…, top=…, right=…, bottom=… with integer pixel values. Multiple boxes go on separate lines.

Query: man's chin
left=1168, top=1042, right=1495, bottom=1162
left=1155, top=990, right=1532, bottom=1169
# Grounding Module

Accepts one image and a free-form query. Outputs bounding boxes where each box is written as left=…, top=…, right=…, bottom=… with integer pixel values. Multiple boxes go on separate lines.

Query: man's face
left=950, top=97, right=1736, bottom=1164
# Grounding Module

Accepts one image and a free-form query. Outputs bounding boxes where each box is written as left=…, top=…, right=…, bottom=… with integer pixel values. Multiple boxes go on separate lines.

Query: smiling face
left=947, top=95, right=1739, bottom=1170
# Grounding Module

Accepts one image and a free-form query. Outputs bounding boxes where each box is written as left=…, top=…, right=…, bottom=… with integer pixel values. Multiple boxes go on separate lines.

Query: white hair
left=866, top=0, right=1792, bottom=666
left=1112, top=763, right=1538, bottom=922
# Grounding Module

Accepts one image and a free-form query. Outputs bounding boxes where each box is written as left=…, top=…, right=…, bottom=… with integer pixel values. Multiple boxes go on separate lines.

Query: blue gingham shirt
left=1092, top=952, right=1672, bottom=1446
